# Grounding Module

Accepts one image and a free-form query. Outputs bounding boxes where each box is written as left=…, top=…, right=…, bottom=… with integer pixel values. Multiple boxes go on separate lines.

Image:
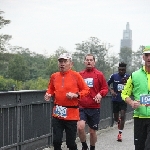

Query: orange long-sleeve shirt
left=46, top=70, right=90, bottom=120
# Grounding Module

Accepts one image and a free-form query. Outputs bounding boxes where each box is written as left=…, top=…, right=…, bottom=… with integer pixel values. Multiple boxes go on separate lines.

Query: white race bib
left=53, top=105, right=67, bottom=118
left=84, top=78, right=94, bottom=87
left=140, top=94, right=150, bottom=105
left=117, top=84, right=124, bottom=91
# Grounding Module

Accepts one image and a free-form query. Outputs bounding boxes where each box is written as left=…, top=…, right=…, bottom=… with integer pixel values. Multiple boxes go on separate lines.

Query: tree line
left=0, top=11, right=144, bottom=91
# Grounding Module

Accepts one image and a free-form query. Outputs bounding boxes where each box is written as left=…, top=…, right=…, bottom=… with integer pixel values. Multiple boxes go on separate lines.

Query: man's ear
left=70, top=61, right=74, bottom=68
left=142, top=55, right=145, bottom=61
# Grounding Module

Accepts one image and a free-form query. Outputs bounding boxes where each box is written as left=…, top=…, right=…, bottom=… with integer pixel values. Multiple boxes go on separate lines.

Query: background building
left=120, top=22, right=132, bottom=49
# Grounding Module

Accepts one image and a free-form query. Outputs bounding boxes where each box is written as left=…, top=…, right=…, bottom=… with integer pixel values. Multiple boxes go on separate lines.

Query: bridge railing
left=0, top=90, right=133, bottom=150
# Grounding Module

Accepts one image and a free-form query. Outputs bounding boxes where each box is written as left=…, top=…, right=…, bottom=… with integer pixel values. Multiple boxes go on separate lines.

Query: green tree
left=9, top=46, right=50, bottom=79
left=74, top=37, right=112, bottom=77
left=54, top=46, right=68, bottom=57
left=0, top=11, right=12, bottom=77
left=7, top=54, right=30, bottom=82
left=107, top=54, right=119, bottom=74
left=132, top=45, right=144, bottom=72
left=0, top=75, right=16, bottom=91
left=28, top=77, right=48, bottom=90
left=46, top=55, right=58, bottom=76
left=72, top=51, right=85, bottom=71
left=0, top=11, right=12, bottom=53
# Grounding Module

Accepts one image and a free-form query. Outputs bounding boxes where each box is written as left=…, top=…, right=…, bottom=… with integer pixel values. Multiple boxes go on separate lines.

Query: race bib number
left=140, top=95, right=150, bottom=105
left=53, top=105, right=67, bottom=118
left=117, top=84, right=124, bottom=91
left=84, top=78, right=93, bottom=87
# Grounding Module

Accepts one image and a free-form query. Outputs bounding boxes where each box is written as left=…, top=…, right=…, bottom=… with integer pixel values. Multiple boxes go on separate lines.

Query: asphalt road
left=44, top=119, right=134, bottom=150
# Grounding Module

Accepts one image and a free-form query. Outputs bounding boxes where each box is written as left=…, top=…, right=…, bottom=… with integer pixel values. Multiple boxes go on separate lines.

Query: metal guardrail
left=0, top=91, right=133, bottom=150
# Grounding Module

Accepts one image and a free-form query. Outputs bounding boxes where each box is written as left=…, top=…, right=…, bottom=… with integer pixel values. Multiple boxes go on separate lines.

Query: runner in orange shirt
left=44, top=53, right=89, bottom=150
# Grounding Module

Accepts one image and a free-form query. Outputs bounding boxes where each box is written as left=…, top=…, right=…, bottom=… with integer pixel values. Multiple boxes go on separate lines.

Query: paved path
left=44, top=119, right=134, bottom=150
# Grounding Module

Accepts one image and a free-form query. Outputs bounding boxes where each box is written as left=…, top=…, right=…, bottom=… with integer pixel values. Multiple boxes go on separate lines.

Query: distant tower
left=120, top=22, right=132, bottom=49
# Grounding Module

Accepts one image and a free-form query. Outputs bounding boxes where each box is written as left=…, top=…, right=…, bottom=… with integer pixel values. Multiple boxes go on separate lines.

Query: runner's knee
left=77, top=120, right=86, bottom=130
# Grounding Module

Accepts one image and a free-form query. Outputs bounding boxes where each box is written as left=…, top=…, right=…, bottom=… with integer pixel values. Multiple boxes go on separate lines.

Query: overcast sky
left=1, top=0, right=150, bottom=56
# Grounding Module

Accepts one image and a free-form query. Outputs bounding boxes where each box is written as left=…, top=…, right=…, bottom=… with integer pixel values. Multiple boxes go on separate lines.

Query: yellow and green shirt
left=121, top=66, right=150, bottom=118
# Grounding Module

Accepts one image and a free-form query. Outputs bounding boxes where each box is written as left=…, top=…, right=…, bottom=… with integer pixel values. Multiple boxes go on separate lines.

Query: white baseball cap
left=58, top=53, right=72, bottom=60
left=143, top=46, right=150, bottom=54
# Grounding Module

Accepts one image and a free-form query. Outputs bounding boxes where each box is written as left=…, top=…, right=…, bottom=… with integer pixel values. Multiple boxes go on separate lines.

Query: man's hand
left=110, top=89, right=117, bottom=97
left=66, top=92, right=78, bottom=99
left=130, top=100, right=140, bottom=109
left=93, top=93, right=102, bottom=103
left=44, top=93, right=51, bottom=101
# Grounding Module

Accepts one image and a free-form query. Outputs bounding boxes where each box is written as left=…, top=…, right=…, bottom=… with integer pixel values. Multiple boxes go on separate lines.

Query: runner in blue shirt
left=107, top=62, right=130, bottom=142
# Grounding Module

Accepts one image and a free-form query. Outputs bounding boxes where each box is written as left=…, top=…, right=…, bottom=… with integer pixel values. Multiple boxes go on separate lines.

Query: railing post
left=16, top=93, right=21, bottom=150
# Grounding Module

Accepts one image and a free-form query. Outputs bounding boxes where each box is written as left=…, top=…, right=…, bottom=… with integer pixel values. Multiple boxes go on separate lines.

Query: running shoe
left=117, top=133, right=122, bottom=142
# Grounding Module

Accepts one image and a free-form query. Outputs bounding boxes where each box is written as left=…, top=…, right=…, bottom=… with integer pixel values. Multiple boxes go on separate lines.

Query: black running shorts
left=79, top=108, right=100, bottom=130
